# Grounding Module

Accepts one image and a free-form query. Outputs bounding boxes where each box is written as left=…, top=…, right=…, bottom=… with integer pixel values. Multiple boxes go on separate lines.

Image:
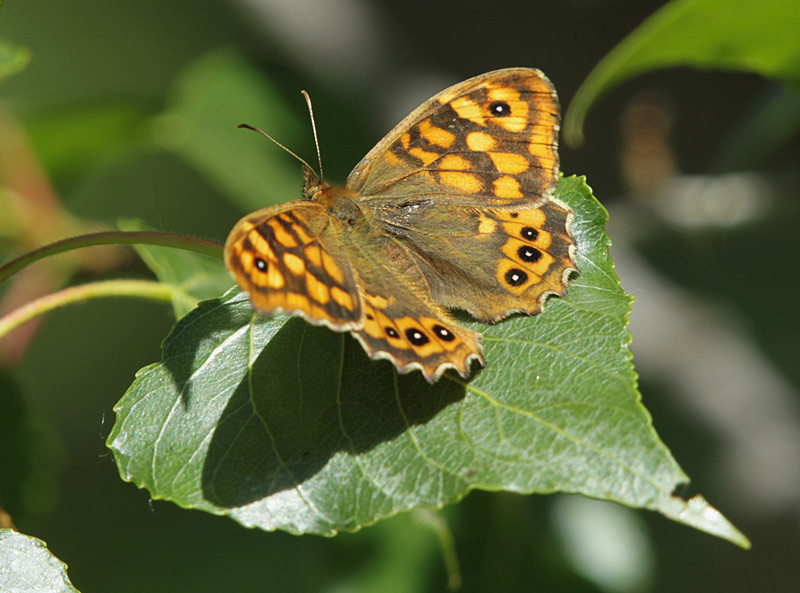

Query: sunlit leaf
left=108, top=176, right=748, bottom=546
left=0, top=530, right=79, bottom=593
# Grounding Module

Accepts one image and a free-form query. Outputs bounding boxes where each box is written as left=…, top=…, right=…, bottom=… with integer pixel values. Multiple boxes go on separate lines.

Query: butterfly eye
left=520, top=226, right=538, bottom=241
left=254, top=257, right=268, bottom=272
left=405, top=328, right=430, bottom=346
left=517, top=245, right=542, bottom=263
left=489, top=101, right=510, bottom=116
left=504, top=268, right=529, bottom=287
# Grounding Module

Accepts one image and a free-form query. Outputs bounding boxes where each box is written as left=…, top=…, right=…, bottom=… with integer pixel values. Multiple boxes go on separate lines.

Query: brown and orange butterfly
left=224, top=68, right=576, bottom=382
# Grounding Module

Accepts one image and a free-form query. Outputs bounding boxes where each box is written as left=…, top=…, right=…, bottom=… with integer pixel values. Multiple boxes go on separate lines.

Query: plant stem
left=0, top=279, right=177, bottom=340
left=0, top=231, right=224, bottom=284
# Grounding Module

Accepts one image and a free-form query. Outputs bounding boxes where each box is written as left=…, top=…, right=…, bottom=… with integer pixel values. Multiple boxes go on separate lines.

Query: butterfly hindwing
left=371, top=198, right=575, bottom=322
left=339, top=228, right=483, bottom=381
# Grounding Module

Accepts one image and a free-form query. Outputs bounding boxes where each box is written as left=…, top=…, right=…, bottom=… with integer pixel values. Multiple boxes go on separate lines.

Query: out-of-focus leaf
left=117, top=219, right=230, bottom=319
left=108, top=176, right=748, bottom=546
left=0, top=372, right=63, bottom=519
left=0, top=39, right=30, bottom=82
left=23, top=102, right=153, bottom=186
left=564, top=0, right=800, bottom=146
left=155, top=49, right=303, bottom=212
left=715, top=86, right=800, bottom=170
left=0, top=529, right=79, bottom=593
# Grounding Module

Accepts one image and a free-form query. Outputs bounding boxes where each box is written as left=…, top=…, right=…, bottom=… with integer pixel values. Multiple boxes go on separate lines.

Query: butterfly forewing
left=347, top=68, right=560, bottom=208
left=225, top=202, right=364, bottom=330
left=347, top=67, right=574, bottom=322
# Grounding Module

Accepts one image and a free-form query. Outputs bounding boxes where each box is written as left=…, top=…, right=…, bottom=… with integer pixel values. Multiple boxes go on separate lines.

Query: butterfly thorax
left=303, top=165, right=363, bottom=228
left=310, top=182, right=364, bottom=227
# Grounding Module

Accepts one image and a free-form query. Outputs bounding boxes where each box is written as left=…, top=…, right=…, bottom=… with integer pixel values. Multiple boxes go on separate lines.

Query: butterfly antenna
left=301, top=90, right=324, bottom=180
left=237, top=123, right=318, bottom=176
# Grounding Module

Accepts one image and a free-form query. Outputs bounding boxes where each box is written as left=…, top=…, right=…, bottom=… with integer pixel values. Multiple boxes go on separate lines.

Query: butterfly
left=224, top=68, right=576, bottom=383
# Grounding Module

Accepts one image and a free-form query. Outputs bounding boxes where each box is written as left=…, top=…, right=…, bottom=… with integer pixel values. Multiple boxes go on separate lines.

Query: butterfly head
left=302, top=164, right=324, bottom=200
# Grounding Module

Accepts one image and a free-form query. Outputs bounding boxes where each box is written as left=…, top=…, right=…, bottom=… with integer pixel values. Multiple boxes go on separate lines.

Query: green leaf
left=563, top=0, right=800, bottom=146
left=23, top=102, right=152, bottom=186
left=108, top=177, right=748, bottom=546
left=0, top=530, right=80, bottom=593
left=0, top=39, right=30, bottom=83
left=154, top=49, right=303, bottom=212
left=117, top=219, right=231, bottom=319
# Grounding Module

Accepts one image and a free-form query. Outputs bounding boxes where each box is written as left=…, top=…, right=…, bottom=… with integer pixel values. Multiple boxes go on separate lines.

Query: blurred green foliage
left=1, top=0, right=799, bottom=591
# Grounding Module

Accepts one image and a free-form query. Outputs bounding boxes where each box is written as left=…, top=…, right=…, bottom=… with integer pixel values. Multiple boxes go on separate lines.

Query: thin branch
left=0, top=231, right=224, bottom=284
left=0, top=279, right=178, bottom=340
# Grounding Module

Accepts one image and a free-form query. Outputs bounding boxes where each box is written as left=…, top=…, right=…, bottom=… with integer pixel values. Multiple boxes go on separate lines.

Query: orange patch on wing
left=418, top=119, right=455, bottom=148
left=408, top=146, right=439, bottom=166
left=488, top=152, right=530, bottom=174
left=450, top=96, right=486, bottom=126
left=439, top=171, right=482, bottom=193
left=477, top=214, right=497, bottom=234
left=528, top=139, right=556, bottom=162
left=497, top=207, right=546, bottom=227
left=304, top=244, right=323, bottom=267
left=439, top=154, right=472, bottom=171
left=383, top=150, right=403, bottom=166
left=330, top=285, right=355, bottom=311
left=282, top=252, right=305, bottom=277
left=487, top=86, right=521, bottom=103
left=493, top=176, right=524, bottom=199
left=360, top=308, right=384, bottom=339
left=466, top=131, right=496, bottom=151
left=246, top=228, right=272, bottom=257
left=289, top=219, right=313, bottom=244
left=285, top=292, right=311, bottom=312
left=365, top=293, right=389, bottom=310
left=267, top=219, right=298, bottom=248
left=321, top=250, right=345, bottom=284
left=305, top=272, right=330, bottom=305
left=266, top=265, right=285, bottom=289
left=517, top=208, right=546, bottom=227
left=495, top=112, right=528, bottom=132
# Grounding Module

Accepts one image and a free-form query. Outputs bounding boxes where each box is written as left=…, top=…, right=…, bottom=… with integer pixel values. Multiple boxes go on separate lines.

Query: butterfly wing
left=346, top=68, right=574, bottom=322
left=370, top=198, right=575, bottom=322
left=339, top=228, right=483, bottom=382
left=347, top=68, right=560, bottom=208
left=224, top=201, right=364, bottom=331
